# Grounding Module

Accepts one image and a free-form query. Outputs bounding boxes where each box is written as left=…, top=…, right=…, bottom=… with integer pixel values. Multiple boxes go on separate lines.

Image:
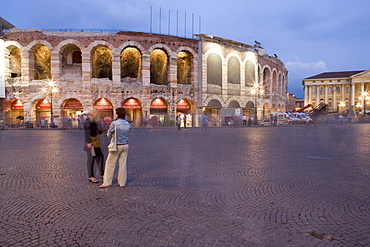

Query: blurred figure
left=83, top=111, right=105, bottom=183
left=202, top=113, right=208, bottom=132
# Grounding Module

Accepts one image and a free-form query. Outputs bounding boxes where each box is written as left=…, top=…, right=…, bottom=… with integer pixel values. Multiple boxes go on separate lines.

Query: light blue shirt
left=107, top=119, right=130, bottom=145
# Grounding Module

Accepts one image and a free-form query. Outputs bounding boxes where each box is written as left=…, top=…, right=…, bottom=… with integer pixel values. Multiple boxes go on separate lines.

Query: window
left=346, top=87, right=349, bottom=93
left=336, top=86, right=340, bottom=93
left=328, top=87, right=333, bottom=94
left=319, top=87, right=324, bottom=94
left=312, top=87, right=316, bottom=94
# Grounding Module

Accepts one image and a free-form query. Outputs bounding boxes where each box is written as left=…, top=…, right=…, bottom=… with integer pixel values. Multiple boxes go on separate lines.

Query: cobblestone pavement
left=0, top=124, right=369, bottom=247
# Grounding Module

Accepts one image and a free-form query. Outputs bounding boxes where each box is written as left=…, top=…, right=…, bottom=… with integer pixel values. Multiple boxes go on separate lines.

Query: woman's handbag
left=107, top=122, right=118, bottom=152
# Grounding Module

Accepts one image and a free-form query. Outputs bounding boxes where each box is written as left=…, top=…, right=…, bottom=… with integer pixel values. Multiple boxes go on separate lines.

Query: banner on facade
left=122, top=98, right=141, bottom=109
left=11, top=99, right=24, bottom=110
left=36, top=99, right=51, bottom=109
left=63, top=99, right=83, bottom=109
left=0, top=39, right=5, bottom=98
left=176, top=99, right=190, bottom=109
left=93, top=98, right=113, bottom=109
left=150, top=98, right=167, bottom=109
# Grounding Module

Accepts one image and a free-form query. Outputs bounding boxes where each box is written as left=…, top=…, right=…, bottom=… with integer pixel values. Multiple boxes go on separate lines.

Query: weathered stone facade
left=1, top=28, right=288, bottom=128
left=197, top=34, right=288, bottom=126
left=2, top=29, right=199, bottom=127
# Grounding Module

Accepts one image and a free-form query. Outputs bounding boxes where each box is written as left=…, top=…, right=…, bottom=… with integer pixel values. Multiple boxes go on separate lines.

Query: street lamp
left=251, top=83, right=264, bottom=125
left=338, top=101, right=345, bottom=114
left=358, top=91, right=370, bottom=117
left=41, top=80, right=59, bottom=128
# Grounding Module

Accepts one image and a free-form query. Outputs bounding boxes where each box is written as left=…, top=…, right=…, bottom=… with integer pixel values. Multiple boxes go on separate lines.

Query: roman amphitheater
left=0, top=23, right=288, bottom=128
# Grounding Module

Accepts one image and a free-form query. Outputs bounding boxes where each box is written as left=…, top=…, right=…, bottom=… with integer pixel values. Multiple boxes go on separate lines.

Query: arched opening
left=122, top=98, right=143, bottom=127
left=176, top=99, right=192, bottom=127
left=121, top=47, right=141, bottom=79
left=245, top=60, right=255, bottom=87
left=207, top=53, right=222, bottom=94
left=31, top=45, right=51, bottom=80
left=150, top=98, right=169, bottom=127
left=61, top=45, right=82, bottom=80
left=6, top=45, right=22, bottom=78
left=263, top=68, right=271, bottom=94
left=150, top=49, right=168, bottom=85
left=5, top=99, right=24, bottom=127
left=93, top=98, right=114, bottom=119
left=204, top=99, right=222, bottom=126
left=61, top=98, right=83, bottom=128
left=92, top=45, right=112, bottom=79
left=35, top=99, right=51, bottom=127
left=177, top=51, right=192, bottom=85
left=227, top=57, right=240, bottom=95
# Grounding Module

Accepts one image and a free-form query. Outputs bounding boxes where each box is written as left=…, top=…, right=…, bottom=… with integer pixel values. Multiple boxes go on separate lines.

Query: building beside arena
left=0, top=18, right=288, bottom=128
left=303, top=70, right=370, bottom=117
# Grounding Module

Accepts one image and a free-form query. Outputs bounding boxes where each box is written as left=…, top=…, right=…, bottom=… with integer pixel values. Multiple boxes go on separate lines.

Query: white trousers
left=102, top=144, right=129, bottom=187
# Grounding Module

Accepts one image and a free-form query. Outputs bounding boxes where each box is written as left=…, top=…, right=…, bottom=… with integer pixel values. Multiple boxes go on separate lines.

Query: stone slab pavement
left=0, top=124, right=369, bottom=246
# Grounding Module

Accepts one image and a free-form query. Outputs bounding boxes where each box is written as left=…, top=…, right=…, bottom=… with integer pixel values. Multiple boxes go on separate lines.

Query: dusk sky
left=2, top=0, right=370, bottom=97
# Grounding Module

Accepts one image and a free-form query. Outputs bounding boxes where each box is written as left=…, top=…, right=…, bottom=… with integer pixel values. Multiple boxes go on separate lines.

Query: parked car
left=261, top=119, right=272, bottom=126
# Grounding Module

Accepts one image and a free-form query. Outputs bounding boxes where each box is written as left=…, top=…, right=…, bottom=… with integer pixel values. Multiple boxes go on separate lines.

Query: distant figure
left=176, top=115, right=181, bottom=130
left=202, top=113, right=208, bottom=132
left=242, top=115, right=247, bottom=126
left=183, top=114, right=187, bottom=130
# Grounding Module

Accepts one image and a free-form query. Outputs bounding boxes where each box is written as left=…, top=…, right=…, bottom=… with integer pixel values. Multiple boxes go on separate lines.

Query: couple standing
left=84, top=108, right=130, bottom=188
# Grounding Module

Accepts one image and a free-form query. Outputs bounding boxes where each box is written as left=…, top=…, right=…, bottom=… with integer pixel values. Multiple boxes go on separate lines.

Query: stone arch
left=272, top=70, right=278, bottom=93
left=245, top=59, right=256, bottom=87
left=206, top=52, right=222, bottom=94
left=121, top=46, right=142, bottom=79
left=203, top=95, right=224, bottom=107
left=150, top=48, right=168, bottom=85
left=57, top=41, right=84, bottom=80
left=228, top=100, right=240, bottom=108
left=263, top=102, right=270, bottom=118
left=91, top=44, right=112, bottom=79
left=227, top=55, right=240, bottom=87
left=245, top=101, right=254, bottom=108
left=28, top=43, right=52, bottom=80
left=5, top=44, right=22, bottom=78
left=177, top=50, right=193, bottom=85
left=262, top=67, right=271, bottom=94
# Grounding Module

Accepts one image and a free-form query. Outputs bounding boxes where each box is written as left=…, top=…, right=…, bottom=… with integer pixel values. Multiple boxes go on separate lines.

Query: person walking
left=100, top=108, right=130, bottom=188
left=84, top=112, right=104, bottom=183
left=202, top=113, right=208, bottom=132
left=183, top=114, right=187, bottom=130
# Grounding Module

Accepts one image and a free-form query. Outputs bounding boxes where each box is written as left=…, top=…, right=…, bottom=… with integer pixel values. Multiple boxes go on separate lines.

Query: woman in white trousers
left=99, top=108, right=130, bottom=188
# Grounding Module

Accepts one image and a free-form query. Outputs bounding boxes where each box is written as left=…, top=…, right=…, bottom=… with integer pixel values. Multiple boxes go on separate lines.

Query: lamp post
left=251, top=83, right=264, bottom=125
left=359, top=91, right=369, bottom=118
left=42, top=80, right=59, bottom=128
left=338, top=101, right=345, bottom=114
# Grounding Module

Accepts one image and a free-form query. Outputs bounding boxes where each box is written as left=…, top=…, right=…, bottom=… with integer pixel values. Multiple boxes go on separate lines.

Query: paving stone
left=0, top=125, right=369, bottom=246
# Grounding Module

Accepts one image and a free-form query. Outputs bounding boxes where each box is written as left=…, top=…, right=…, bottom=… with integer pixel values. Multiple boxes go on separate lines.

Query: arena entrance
left=122, top=98, right=143, bottom=127
left=150, top=98, right=169, bottom=127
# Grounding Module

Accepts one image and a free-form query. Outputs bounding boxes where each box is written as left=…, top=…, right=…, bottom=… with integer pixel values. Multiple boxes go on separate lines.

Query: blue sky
left=2, top=0, right=370, bottom=98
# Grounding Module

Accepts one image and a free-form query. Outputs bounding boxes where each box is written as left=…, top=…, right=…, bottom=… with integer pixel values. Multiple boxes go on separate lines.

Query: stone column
left=50, top=50, right=60, bottom=80
left=21, top=47, right=31, bottom=85
left=222, top=60, right=227, bottom=95
left=168, top=54, right=177, bottom=87
left=316, top=86, right=320, bottom=105
left=81, top=49, right=91, bottom=86
left=333, top=84, right=337, bottom=110
left=141, top=53, right=150, bottom=86
left=324, top=85, right=328, bottom=105
left=112, top=49, right=120, bottom=85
